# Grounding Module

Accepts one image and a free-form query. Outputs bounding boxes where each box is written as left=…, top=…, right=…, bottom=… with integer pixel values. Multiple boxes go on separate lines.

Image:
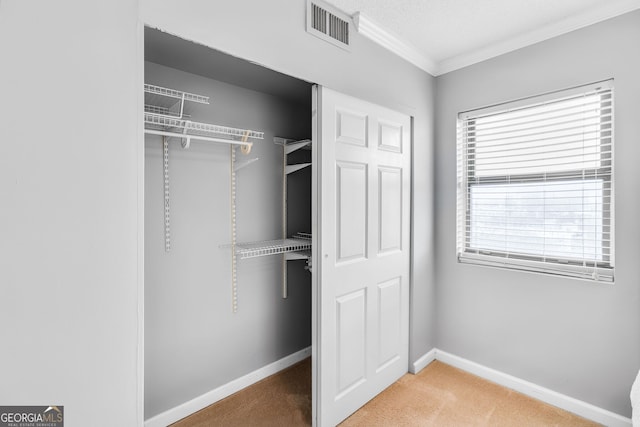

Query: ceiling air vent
left=307, top=0, right=351, bottom=50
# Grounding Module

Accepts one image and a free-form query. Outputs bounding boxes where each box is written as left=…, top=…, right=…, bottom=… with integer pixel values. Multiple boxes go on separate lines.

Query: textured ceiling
left=325, top=0, right=640, bottom=73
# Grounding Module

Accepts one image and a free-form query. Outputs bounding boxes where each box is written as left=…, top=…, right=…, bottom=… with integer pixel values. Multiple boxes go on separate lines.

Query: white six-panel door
left=312, top=86, right=411, bottom=426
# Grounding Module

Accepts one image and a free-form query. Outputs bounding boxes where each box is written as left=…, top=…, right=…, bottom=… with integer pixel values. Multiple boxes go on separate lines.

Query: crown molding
left=353, top=1, right=640, bottom=77
left=353, top=12, right=437, bottom=76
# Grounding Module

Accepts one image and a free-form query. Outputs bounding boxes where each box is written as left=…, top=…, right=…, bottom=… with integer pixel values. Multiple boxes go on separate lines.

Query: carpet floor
left=171, top=358, right=600, bottom=426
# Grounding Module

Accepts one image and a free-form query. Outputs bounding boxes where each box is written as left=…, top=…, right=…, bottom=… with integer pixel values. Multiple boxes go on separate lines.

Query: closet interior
left=143, top=27, right=314, bottom=420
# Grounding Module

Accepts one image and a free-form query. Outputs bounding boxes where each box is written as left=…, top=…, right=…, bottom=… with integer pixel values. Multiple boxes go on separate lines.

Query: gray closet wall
left=145, top=60, right=312, bottom=418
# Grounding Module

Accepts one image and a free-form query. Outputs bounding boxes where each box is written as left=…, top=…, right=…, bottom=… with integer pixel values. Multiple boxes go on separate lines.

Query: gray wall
left=144, top=62, right=312, bottom=417
left=0, top=1, right=142, bottom=425
left=435, top=10, right=640, bottom=416
left=141, top=0, right=437, bottom=373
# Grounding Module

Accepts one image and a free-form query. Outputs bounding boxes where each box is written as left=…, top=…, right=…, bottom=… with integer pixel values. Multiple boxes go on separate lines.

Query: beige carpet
left=171, top=358, right=600, bottom=427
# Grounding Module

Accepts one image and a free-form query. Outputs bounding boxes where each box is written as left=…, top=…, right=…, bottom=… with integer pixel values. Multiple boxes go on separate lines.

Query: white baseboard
left=410, top=348, right=631, bottom=427
left=144, top=346, right=312, bottom=427
left=410, top=348, right=436, bottom=374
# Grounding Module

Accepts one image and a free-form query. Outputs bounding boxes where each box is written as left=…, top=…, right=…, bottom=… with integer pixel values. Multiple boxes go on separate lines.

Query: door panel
left=336, top=289, right=367, bottom=396
left=313, top=86, right=411, bottom=427
left=336, top=162, right=368, bottom=263
left=377, top=277, right=402, bottom=370
left=378, top=167, right=403, bottom=254
left=378, top=120, right=403, bottom=153
left=336, top=109, right=368, bottom=147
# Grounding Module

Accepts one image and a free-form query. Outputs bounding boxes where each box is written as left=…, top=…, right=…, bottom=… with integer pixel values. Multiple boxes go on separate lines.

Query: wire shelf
left=233, top=235, right=312, bottom=260
left=144, top=84, right=209, bottom=104
left=144, top=104, right=192, bottom=117
left=144, top=113, right=264, bottom=140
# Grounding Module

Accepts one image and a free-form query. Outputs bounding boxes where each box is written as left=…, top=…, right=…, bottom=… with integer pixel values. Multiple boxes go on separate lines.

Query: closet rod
left=144, top=129, right=253, bottom=149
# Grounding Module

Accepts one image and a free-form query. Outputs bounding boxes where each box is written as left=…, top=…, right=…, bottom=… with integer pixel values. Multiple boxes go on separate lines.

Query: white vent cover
left=306, top=0, right=351, bottom=50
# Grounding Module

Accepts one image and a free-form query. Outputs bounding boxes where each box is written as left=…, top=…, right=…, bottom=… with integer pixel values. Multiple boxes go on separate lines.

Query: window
left=457, top=80, right=614, bottom=282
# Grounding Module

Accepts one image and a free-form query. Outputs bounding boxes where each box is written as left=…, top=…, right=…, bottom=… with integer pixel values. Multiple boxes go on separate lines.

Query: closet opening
left=143, top=27, right=314, bottom=424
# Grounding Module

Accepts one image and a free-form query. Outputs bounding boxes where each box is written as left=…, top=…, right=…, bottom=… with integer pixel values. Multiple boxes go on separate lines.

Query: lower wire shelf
left=228, top=233, right=312, bottom=260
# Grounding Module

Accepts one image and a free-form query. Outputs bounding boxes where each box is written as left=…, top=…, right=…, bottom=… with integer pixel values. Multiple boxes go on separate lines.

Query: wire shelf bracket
left=274, top=137, right=312, bottom=154
left=286, top=163, right=312, bottom=175
left=234, top=157, right=260, bottom=172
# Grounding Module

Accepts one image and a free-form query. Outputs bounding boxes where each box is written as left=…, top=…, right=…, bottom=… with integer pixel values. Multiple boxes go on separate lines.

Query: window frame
left=456, top=80, right=614, bottom=282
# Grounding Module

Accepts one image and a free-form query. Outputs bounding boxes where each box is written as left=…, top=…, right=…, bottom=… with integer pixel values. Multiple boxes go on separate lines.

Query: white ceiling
left=324, top=0, right=640, bottom=75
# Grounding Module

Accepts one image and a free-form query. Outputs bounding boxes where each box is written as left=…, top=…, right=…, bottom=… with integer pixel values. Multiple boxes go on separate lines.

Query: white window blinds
left=456, top=80, right=614, bottom=282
